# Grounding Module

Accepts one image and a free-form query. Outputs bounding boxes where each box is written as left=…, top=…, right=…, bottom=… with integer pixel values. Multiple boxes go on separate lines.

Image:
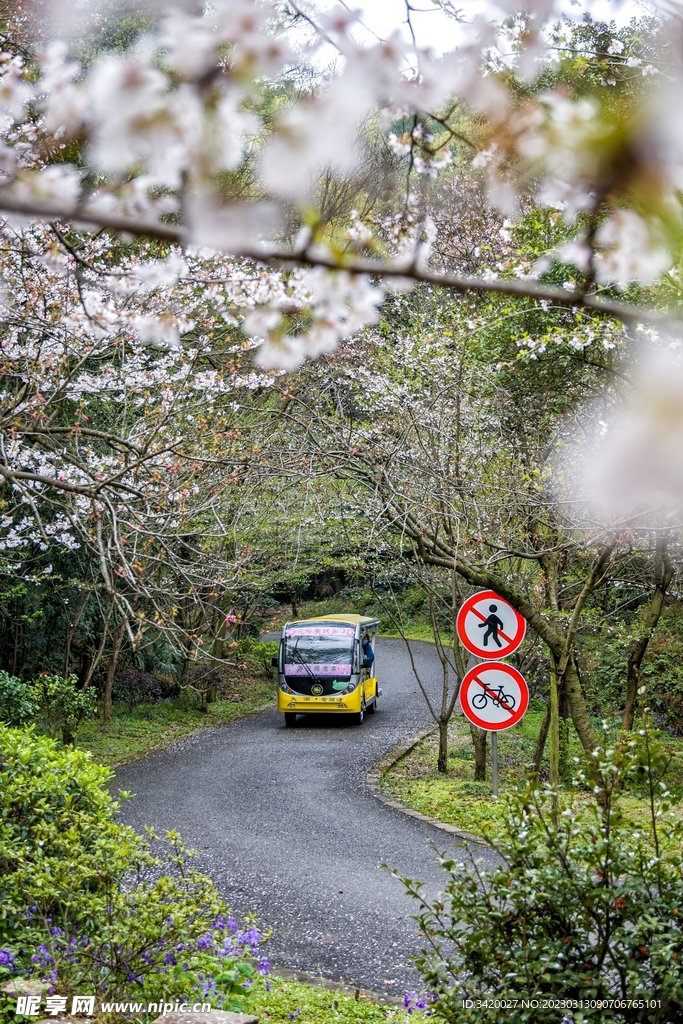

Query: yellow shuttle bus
left=275, top=614, right=380, bottom=726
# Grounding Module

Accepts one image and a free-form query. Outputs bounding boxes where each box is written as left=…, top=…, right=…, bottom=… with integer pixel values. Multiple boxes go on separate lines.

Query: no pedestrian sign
left=459, top=662, right=529, bottom=732
left=456, top=589, right=526, bottom=659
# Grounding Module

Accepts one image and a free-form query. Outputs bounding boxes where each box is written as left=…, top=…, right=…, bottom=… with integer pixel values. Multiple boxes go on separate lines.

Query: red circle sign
left=456, top=590, right=526, bottom=660
left=459, top=662, right=529, bottom=731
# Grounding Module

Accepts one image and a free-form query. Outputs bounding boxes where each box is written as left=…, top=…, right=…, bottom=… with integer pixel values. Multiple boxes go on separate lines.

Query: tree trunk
left=437, top=718, right=449, bottom=774
left=212, top=591, right=230, bottom=660
left=533, top=700, right=551, bottom=774
left=103, top=619, right=126, bottom=726
left=63, top=591, right=89, bottom=678
left=558, top=683, right=571, bottom=783
left=549, top=654, right=560, bottom=822
left=623, top=538, right=674, bottom=730
left=82, top=609, right=111, bottom=690
left=562, top=656, right=598, bottom=759
left=470, top=723, right=487, bottom=781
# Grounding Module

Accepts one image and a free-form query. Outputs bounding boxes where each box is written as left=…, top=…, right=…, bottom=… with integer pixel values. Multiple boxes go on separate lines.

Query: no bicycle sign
left=459, top=662, right=529, bottom=732
left=456, top=589, right=526, bottom=660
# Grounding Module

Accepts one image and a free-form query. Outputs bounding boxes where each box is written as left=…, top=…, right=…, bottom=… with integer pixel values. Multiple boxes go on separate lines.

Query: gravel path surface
left=113, top=638, right=499, bottom=995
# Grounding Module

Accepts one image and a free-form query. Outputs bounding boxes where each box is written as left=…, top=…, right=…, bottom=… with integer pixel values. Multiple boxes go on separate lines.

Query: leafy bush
left=580, top=607, right=683, bottom=733
left=178, top=666, right=223, bottom=711
left=113, top=668, right=169, bottom=707
left=0, top=672, right=36, bottom=727
left=30, top=673, right=98, bottom=744
left=0, top=672, right=96, bottom=742
left=0, top=725, right=266, bottom=1015
left=233, top=638, right=279, bottom=676
left=400, top=727, right=683, bottom=1023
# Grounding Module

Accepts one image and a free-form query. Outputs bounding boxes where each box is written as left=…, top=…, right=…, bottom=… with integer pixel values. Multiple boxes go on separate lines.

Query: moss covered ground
left=249, top=975, right=428, bottom=1023
left=380, top=708, right=683, bottom=844
left=76, top=675, right=276, bottom=766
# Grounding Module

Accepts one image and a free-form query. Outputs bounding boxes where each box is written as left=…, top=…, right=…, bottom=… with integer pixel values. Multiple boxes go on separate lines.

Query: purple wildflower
left=403, top=990, right=435, bottom=1015
left=257, top=956, right=270, bottom=976
left=0, top=949, right=16, bottom=970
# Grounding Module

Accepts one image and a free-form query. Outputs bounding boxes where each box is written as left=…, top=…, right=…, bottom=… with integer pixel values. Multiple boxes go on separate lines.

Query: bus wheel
left=353, top=707, right=365, bottom=725
left=284, top=712, right=298, bottom=727
left=366, top=699, right=376, bottom=714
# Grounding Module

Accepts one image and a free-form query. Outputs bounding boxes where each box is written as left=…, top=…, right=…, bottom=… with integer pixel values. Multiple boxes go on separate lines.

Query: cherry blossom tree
left=0, top=0, right=677, bottom=350
left=0, top=215, right=295, bottom=679
left=2, top=0, right=683, bottom=716
left=259, top=231, right=681, bottom=779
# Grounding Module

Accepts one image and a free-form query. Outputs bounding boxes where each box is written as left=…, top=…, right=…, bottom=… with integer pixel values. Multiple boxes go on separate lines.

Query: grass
left=76, top=675, right=276, bottom=766
left=381, top=709, right=683, bottom=844
left=249, top=974, right=429, bottom=1023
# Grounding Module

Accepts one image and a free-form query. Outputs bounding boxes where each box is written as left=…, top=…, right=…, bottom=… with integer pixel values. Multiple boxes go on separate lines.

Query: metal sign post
left=491, top=732, right=499, bottom=798
left=458, top=592, right=529, bottom=800
left=459, top=660, right=529, bottom=800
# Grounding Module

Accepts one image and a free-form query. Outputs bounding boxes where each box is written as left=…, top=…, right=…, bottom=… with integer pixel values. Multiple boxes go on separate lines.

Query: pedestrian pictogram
left=456, top=590, right=526, bottom=659
left=459, top=662, right=529, bottom=732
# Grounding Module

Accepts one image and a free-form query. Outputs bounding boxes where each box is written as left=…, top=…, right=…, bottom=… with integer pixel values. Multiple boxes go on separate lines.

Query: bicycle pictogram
left=471, top=685, right=516, bottom=712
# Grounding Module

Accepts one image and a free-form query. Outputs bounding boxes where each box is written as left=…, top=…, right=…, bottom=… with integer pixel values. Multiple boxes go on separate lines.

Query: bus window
left=283, top=625, right=355, bottom=679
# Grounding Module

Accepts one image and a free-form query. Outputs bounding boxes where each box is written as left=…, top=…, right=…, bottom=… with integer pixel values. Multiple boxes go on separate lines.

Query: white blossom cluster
left=0, top=0, right=677, bottom=372
left=0, top=0, right=682, bottom=529
left=0, top=219, right=281, bottom=597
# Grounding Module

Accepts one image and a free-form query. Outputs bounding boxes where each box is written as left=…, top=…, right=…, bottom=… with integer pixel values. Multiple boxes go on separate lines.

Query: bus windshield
left=283, top=625, right=355, bottom=678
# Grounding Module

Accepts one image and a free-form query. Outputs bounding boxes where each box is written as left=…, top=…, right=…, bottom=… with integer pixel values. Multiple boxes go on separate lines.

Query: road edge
left=104, top=700, right=275, bottom=770
left=366, top=725, right=490, bottom=847
left=268, top=964, right=403, bottom=1006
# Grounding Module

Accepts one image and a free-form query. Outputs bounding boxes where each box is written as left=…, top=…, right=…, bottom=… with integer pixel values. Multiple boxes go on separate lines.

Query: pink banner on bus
left=285, top=626, right=355, bottom=638
left=284, top=663, right=352, bottom=676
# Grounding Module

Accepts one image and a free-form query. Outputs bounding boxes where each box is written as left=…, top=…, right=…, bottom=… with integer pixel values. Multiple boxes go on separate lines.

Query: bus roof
left=289, top=614, right=379, bottom=627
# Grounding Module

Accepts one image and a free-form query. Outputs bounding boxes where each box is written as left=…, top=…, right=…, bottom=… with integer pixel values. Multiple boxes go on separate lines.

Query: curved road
left=114, top=639, right=498, bottom=995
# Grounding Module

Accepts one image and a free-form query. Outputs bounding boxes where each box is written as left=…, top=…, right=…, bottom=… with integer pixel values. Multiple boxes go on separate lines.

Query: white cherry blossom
left=594, top=210, right=671, bottom=288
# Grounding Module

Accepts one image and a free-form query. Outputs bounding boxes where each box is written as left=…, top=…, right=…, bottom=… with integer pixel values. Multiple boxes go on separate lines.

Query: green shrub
left=0, top=672, right=36, bottom=727
left=399, top=727, right=683, bottom=1023
left=234, top=638, right=279, bottom=676
left=30, top=673, right=98, bottom=744
left=0, top=725, right=266, bottom=1016
left=0, top=673, right=97, bottom=744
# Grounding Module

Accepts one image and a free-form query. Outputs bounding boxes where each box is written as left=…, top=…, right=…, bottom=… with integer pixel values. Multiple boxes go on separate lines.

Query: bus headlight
left=280, top=680, right=295, bottom=694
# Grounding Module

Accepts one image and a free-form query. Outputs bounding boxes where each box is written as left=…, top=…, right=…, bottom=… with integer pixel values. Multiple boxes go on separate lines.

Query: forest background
left=0, top=2, right=681, bottom=778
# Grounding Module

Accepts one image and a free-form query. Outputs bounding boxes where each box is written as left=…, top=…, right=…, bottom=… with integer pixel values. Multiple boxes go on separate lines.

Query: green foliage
left=580, top=605, right=683, bottom=733
left=233, top=638, right=279, bottom=675
left=248, top=975, right=423, bottom=1023
left=0, top=671, right=97, bottom=743
left=0, top=672, right=36, bottom=727
left=0, top=725, right=264, bottom=1016
left=30, top=674, right=98, bottom=745
left=400, top=730, right=683, bottom=1023
left=77, top=677, right=276, bottom=766
left=382, top=712, right=683, bottom=842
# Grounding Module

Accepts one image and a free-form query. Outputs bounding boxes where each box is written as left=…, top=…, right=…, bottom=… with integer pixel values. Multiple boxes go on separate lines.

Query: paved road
left=114, top=639, right=498, bottom=995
